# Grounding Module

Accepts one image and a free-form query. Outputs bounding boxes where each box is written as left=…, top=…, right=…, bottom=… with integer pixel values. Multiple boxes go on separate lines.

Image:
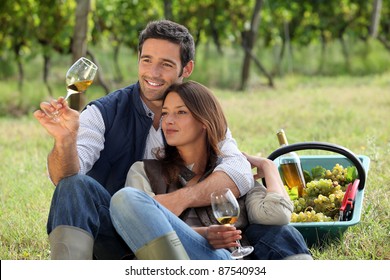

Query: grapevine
left=288, top=163, right=358, bottom=223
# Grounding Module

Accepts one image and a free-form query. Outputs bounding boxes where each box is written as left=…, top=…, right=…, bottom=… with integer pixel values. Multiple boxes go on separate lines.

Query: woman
left=110, top=81, right=307, bottom=260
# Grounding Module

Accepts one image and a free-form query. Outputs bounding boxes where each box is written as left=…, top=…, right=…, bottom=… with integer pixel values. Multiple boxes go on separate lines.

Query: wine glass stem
left=64, top=91, right=72, bottom=101
left=235, top=240, right=243, bottom=250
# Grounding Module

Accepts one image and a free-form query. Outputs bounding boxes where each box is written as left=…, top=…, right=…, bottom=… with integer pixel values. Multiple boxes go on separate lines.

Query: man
left=34, top=20, right=254, bottom=260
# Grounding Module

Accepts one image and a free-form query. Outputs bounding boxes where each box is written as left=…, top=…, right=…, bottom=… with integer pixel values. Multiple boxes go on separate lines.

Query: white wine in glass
left=210, top=188, right=254, bottom=259
left=49, top=57, right=98, bottom=119
left=64, top=57, right=97, bottom=100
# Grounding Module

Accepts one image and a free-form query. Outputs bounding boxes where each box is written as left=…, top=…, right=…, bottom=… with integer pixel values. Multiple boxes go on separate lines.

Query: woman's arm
left=244, top=153, right=293, bottom=225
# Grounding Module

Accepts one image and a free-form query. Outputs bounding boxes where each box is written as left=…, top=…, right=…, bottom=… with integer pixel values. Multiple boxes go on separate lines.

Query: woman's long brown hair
left=156, top=81, right=228, bottom=184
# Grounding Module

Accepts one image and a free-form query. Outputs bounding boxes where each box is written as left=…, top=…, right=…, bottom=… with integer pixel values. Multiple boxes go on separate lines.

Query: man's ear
left=182, top=60, right=194, bottom=78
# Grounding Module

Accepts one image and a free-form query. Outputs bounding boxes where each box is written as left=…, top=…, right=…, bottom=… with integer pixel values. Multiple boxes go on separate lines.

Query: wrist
left=54, top=133, right=77, bottom=148
left=260, top=158, right=277, bottom=171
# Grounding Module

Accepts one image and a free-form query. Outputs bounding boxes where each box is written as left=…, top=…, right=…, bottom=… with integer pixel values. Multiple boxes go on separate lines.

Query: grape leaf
left=303, top=170, right=312, bottom=183
left=311, top=165, right=326, bottom=180
left=346, top=166, right=358, bottom=183
left=285, top=185, right=299, bottom=200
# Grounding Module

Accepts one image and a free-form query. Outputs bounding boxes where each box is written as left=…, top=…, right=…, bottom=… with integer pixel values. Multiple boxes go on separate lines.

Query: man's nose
left=150, top=64, right=162, bottom=77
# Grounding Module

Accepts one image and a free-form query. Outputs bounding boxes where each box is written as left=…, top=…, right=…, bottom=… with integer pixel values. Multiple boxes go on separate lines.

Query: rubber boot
left=49, top=225, right=94, bottom=260
left=135, top=231, right=190, bottom=260
left=283, top=254, right=313, bottom=260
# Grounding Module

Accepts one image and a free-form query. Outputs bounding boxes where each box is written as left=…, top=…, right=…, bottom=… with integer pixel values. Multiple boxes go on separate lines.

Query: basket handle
left=267, top=141, right=366, bottom=190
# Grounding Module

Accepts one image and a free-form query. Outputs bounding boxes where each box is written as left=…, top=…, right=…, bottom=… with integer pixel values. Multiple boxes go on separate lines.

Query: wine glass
left=210, top=188, right=254, bottom=259
left=48, top=57, right=98, bottom=120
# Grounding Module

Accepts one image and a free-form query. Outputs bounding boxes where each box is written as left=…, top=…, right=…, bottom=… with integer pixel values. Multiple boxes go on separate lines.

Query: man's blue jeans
left=47, top=174, right=133, bottom=259
left=244, top=224, right=310, bottom=259
left=48, top=174, right=310, bottom=260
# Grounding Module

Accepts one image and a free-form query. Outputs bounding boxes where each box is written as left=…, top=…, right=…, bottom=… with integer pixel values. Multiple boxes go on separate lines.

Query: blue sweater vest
left=86, top=82, right=153, bottom=195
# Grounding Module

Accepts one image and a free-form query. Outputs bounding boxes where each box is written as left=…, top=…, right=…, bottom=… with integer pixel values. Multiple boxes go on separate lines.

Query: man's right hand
left=34, top=97, right=81, bottom=185
left=34, top=97, right=80, bottom=140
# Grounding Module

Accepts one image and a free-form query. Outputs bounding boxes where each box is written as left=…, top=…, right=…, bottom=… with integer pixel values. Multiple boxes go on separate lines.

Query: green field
left=1, top=71, right=389, bottom=260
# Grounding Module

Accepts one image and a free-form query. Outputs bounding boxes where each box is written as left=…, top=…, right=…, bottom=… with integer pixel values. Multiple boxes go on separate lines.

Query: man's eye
left=163, top=63, right=173, bottom=68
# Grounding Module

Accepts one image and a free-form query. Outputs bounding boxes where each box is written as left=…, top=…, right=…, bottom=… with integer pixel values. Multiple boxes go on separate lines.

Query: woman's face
left=161, top=91, right=206, bottom=149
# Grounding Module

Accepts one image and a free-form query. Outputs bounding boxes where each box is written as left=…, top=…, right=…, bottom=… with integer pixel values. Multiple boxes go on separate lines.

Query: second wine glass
left=210, top=188, right=254, bottom=259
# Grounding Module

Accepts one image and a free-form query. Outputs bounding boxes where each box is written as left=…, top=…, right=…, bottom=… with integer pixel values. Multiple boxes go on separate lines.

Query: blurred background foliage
left=0, top=0, right=389, bottom=115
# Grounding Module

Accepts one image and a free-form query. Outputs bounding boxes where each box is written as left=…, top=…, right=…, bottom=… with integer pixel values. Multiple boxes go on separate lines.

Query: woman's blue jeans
left=110, top=187, right=232, bottom=260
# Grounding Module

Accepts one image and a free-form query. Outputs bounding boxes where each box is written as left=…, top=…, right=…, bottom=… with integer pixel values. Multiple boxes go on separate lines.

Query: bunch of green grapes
left=324, top=163, right=348, bottom=187
left=305, top=178, right=334, bottom=197
left=292, top=197, right=307, bottom=213
left=290, top=164, right=349, bottom=222
left=291, top=210, right=333, bottom=223
left=312, top=187, right=344, bottom=218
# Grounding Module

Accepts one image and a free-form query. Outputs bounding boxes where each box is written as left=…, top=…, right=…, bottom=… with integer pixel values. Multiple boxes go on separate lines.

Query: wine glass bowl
left=210, top=188, right=254, bottom=259
left=64, top=57, right=98, bottom=100
left=211, top=189, right=239, bottom=225
left=45, top=57, right=98, bottom=121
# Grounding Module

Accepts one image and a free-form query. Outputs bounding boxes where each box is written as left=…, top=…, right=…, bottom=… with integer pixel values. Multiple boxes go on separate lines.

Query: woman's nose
left=164, top=114, right=175, bottom=124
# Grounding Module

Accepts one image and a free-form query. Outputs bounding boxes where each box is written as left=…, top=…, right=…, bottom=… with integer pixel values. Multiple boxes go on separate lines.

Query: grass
left=0, top=39, right=389, bottom=259
left=0, top=118, right=53, bottom=259
left=1, top=72, right=389, bottom=260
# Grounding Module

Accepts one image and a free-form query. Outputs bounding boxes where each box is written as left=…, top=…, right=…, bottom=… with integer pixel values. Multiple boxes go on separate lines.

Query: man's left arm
left=155, top=128, right=254, bottom=216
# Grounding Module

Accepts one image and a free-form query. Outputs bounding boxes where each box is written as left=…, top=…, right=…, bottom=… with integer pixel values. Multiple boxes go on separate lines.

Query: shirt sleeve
left=125, top=161, right=156, bottom=197
left=77, top=105, right=106, bottom=174
left=213, top=128, right=254, bottom=196
left=245, top=181, right=293, bottom=225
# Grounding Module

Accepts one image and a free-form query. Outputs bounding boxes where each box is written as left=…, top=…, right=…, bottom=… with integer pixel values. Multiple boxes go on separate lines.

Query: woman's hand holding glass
left=205, top=224, right=242, bottom=249
left=211, top=188, right=254, bottom=259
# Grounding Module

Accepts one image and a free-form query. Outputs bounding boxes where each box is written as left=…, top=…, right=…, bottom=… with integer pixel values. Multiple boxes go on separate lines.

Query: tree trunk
left=284, top=20, right=293, bottom=73
left=13, top=44, right=24, bottom=92
left=43, top=54, right=53, bottom=96
left=113, top=43, right=123, bottom=83
left=239, top=0, right=264, bottom=91
left=339, top=35, right=351, bottom=72
left=370, top=0, right=382, bottom=38
left=274, top=38, right=286, bottom=76
left=69, top=0, right=90, bottom=111
left=210, top=20, right=223, bottom=55
left=244, top=46, right=274, bottom=87
left=317, top=30, right=327, bottom=74
left=163, top=0, right=173, bottom=20
left=87, top=50, right=111, bottom=95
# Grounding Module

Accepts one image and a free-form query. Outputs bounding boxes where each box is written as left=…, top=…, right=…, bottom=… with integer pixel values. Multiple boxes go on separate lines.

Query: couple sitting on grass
left=110, top=80, right=309, bottom=260
left=34, top=19, right=311, bottom=260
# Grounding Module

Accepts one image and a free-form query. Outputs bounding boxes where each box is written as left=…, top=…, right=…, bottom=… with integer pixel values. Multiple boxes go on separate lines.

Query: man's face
left=138, top=39, right=192, bottom=105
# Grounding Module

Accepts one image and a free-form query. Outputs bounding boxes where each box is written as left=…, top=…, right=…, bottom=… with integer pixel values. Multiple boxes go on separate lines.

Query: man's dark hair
left=138, top=20, right=195, bottom=69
